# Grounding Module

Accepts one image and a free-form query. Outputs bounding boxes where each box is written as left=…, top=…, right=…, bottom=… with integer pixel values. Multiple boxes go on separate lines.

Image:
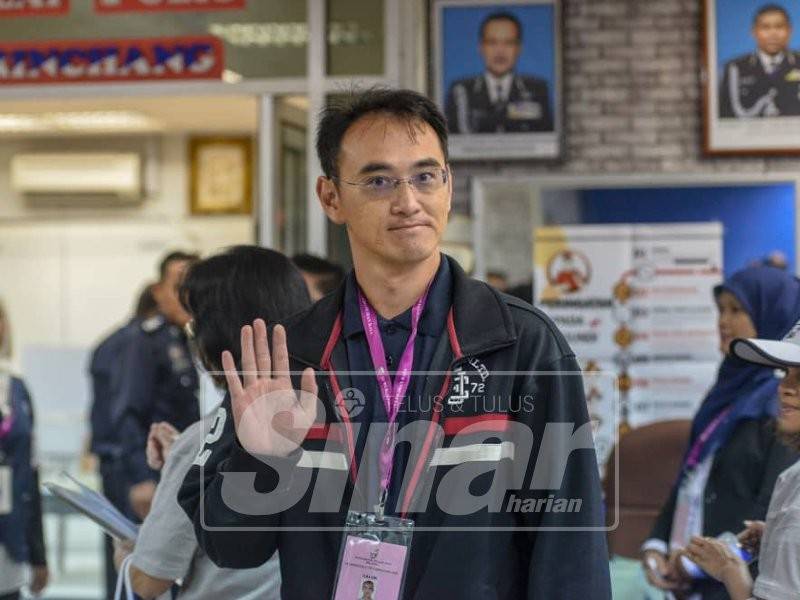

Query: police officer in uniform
left=445, top=11, right=553, bottom=134
left=115, top=251, right=200, bottom=519
left=88, top=284, right=156, bottom=599
left=720, top=4, right=800, bottom=118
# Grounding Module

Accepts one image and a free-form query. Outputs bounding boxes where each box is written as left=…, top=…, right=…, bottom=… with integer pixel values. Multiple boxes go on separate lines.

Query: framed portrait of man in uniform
left=431, top=0, right=563, bottom=160
left=704, top=0, right=800, bottom=154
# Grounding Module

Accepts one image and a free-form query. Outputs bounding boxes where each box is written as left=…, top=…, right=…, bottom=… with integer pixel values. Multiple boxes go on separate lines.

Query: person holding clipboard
left=0, top=300, right=48, bottom=600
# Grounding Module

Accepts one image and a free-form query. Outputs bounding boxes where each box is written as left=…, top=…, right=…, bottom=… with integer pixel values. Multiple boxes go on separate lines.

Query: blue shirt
left=89, top=319, right=138, bottom=458
left=341, top=256, right=452, bottom=511
left=115, top=315, right=199, bottom=485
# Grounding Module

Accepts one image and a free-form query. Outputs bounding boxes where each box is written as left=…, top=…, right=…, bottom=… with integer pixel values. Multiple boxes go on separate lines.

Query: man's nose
left=390, top=181, right=423, bottom=215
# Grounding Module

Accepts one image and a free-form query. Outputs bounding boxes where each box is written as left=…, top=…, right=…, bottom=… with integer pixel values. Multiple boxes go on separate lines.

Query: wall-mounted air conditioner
left=10, top=153, right=142, bottom=199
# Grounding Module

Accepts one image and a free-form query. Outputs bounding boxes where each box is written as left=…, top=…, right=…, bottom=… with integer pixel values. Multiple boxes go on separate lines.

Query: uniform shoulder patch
left=141, top=315, right=165, bottom=333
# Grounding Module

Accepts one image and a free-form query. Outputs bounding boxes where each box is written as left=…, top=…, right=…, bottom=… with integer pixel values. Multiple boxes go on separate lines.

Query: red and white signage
left=0, top=36, right=224, bottom=85
left=0, top=0, right=69, bottom=17
left=94, top=0, right=244, bottom=12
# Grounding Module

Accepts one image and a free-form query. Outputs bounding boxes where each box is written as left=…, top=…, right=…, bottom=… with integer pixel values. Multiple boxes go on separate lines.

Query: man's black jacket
left=179, top=255, right=611, bottom=599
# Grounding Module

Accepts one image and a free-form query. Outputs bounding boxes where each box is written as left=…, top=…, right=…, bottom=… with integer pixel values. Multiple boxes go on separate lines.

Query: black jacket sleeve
left=648, top=481, right=679, bottom=544
left=20, top=382, right=47, bottom=567
left=523, top=353, right=611, bottom=599
left=178, top=393, right=300, bottom=569
left=719, top=62, right=735, bottom=118
left=444, top=82, right=464, bottom=134
left=117, top=334, right=158, bottom=486
left=537, top=81, right=554, bottom=132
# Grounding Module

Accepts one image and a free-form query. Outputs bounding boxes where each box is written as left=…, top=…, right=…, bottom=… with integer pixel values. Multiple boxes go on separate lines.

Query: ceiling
left=0, top=94, right=263, bottom=137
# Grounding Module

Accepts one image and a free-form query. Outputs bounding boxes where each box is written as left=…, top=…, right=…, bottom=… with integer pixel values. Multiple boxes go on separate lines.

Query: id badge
left=332, top=510, right=414, bottom=600
left=0, top=465, right=11, bottom=515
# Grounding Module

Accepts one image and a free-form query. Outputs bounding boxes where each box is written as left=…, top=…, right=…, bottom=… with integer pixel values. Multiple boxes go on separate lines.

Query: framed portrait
left=431, top=0, right=563, bottom=160
left=704, top=0, right=800, bottom=154
left=189, top=136, right=253, bottom=215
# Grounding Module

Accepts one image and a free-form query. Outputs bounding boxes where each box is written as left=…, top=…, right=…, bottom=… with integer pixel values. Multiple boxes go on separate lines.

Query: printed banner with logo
left=94, top=0, right=245, bottom=13
left=0, top=36, right=224, bottom=84
left=0, top=0, right=68, bottom=17
left=534, top=223, right=723, bottom=467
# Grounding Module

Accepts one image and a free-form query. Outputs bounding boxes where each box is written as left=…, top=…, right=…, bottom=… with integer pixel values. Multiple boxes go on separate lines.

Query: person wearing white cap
left=683, top=323, right=800, bottom=600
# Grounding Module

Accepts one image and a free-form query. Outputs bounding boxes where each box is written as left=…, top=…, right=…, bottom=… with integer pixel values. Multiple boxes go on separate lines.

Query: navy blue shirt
left=341, top=256, right=452, bottom=511
left=89, top=319, right=138, bottom=458
left=115, top=315, right=199, bottom=485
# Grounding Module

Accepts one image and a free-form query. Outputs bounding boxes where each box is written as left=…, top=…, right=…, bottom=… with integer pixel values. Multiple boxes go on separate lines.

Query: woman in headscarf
left=641, top=265, right=800, bottom=599
left=0, top=300, right=48, bottom=600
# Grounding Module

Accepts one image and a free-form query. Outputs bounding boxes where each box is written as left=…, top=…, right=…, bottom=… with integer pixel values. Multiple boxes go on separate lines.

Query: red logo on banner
left=0, top=36, right=224, bottom=85
left=0, top=0, right=69, bottom=17
left=94, top=0, right=244, bottom=12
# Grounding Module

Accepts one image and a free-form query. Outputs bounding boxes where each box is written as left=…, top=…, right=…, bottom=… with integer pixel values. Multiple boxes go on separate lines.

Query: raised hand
left=223, top=319, right=318, bottom=457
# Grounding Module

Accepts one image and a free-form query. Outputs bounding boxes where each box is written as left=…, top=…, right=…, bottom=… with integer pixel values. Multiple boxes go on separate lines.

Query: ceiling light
left=222, top=69, right=243, bottom=84
left=48, top=111, right=158, bottom=130
left=0, top=111, right=160, bottom=133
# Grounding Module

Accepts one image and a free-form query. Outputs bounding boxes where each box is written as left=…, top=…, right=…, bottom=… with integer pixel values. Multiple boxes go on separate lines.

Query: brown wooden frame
left=702, top=0, right=800, bottom=156
left=189, top=136, right=253, bottom=215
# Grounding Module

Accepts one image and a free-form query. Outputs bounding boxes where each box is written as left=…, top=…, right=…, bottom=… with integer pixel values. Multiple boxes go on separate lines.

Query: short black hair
left=292, top=253, right=345, bottom=295
left=133, top=283, right=157, bottom=319
left=158, top=250, right=199, bottom=281
left=315, top=87, right=449, bottom=179
left=179, top=246, right=311, bottom=384
left=753, top=4, right=791, bottom=26
left=479, top=11, right=523, bottom=42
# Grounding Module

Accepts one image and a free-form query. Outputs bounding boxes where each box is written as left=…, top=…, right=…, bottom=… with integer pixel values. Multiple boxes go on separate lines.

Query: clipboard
left=44, top=474, right=138, bottom=542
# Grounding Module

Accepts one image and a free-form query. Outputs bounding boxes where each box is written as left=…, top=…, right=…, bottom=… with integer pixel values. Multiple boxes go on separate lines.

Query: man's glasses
left=333, top=168, right=449, bottom=199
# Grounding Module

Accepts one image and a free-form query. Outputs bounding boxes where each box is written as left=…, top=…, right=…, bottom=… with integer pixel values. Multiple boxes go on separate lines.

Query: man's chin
left=384, top=243, right=439, bottom=265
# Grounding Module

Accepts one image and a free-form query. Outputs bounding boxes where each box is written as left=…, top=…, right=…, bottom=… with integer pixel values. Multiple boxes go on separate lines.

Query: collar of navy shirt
left=275, top=253, right=519, bottom=513
left=340, top=252, right=451, bottom=341
left=278, top=253, right=518, bottom=371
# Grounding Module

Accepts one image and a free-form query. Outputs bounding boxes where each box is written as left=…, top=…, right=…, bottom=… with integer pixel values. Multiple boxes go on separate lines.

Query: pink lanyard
left=358, top=287, right=430, bottom=495
left=685, top=407, right=733, bottom=469
left=0, top=409, right=12, bottom=441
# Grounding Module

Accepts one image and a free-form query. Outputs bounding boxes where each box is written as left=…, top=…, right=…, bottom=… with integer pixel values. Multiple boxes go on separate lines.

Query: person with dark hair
left=445, top=11, right=553, bottom=133
left=506, top=279, right=534, bottom=304
left=642, top=266, right=800, bottom=598
left=88, top=282, right=158, bottom=600
left=682, top=324, right=800, bottom=599
left=292, top=253, right=345, bottom=301
left=111, top=246, right=309, bottom=600
left=719, top=3, right=800, bottom=118
left=486, top=270, right=509, bottom=292
left=115, top=250, right=200, bottom=519
left=0, top=300, right=48, bottom=600
left=180, top=88, right=610, bottom=599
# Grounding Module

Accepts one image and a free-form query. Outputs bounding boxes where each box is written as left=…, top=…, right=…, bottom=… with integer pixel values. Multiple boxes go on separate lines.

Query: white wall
left=0, top=133, right=254, bottom=457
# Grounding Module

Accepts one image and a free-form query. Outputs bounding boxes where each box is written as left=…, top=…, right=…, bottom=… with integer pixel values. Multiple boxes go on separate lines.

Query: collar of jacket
left=283, top=254, right=518, bottom=369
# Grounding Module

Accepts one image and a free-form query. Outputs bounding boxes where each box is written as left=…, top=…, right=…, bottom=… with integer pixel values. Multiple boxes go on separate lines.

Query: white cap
left=731, top=319, right=800, bottom=368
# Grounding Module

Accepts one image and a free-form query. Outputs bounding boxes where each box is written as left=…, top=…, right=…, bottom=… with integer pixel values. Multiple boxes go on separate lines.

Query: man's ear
left=316, top=176, right=346, bottom=225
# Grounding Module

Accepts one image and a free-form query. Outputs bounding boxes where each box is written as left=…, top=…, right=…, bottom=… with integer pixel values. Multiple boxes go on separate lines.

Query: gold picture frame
left=189, top=136, right=253, bottom=215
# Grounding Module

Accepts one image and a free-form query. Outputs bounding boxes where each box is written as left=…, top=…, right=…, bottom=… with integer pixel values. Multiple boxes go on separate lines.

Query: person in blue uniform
left=88, top=283, right=157, bottom=600
left=0, top=300, right=48, bottom=600
left=115, top=251, right=199, bottom=519
left=719, top=4, right=800, bottom=118
left=445, top=12, right=554, bottom=134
